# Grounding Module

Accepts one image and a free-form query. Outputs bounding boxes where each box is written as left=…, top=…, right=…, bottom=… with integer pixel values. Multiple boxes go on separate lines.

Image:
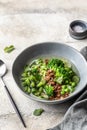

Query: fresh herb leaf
left=4, top=45, right=15, bottom=53
left=33, top=108, right=44, bottom=116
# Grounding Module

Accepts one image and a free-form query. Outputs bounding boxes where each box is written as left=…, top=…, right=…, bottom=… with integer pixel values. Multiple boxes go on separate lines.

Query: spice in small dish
left=69, top=20, right=87, bottom=39
left=72, top=25, right=85, bottom=33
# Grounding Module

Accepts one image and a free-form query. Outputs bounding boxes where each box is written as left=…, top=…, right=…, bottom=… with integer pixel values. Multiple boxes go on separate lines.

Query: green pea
left=62, top=85, right=66, bottom=89
left=61, top=90, right=65, bottom=95
left=64, top=88, right=70, bottom=93
left=71, top=82, right=76, bottom=87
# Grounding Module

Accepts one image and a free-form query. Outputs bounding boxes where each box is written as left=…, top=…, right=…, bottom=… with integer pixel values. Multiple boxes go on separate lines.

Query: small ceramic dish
left=69, top=20, right=87, bottom=40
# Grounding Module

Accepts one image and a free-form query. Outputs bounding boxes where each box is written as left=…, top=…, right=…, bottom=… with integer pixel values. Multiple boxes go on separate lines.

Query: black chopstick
left=2, top=78, right=26, bottom=128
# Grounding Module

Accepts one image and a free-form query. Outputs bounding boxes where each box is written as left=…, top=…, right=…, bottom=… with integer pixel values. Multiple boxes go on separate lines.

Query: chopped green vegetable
left=31, top=88, right=36, bottom=93
left=34, top=92, right=41, bottom=96
left=44, top=85, right=54, bottom=96
left=33, top=108, right=44, bottom=116
left=39, top=87, right=43, bottom=93
left=27, top=87, right=31, bottom=94
left=21, top=58, right=80, bottom=100
left=30, top=82, right=35, bottom=87
left=4, top=45, right=15, bottom=53
left=37, top=80, right=46, bottom=87
left=47, top=58, right=64, bottom=69
left=41, top=93, right=49, bottom=99
left=56, top=76, right=63, bottom=84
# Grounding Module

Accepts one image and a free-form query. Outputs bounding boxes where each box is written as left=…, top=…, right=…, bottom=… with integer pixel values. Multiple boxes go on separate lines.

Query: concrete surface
left=0, top=0, right=87, bottom=130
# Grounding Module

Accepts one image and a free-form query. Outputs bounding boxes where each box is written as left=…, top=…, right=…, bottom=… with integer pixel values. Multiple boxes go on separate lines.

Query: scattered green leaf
left=4, top=45, right=15, bottom=53
left=33, top=108, right=44, bottom=116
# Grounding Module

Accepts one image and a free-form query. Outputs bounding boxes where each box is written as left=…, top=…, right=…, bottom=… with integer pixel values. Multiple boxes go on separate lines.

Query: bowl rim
left=12, top=42, right=87, bottom=103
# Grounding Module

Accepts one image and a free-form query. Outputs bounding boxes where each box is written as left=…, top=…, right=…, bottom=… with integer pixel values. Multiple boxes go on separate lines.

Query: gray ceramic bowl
left=12, top=42, right=87, bottom=104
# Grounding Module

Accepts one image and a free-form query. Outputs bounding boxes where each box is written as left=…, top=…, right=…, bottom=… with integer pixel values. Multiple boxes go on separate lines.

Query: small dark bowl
left=69, top=20, right=87, bottom=40
left=12, top=42, right=87, bottom=104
